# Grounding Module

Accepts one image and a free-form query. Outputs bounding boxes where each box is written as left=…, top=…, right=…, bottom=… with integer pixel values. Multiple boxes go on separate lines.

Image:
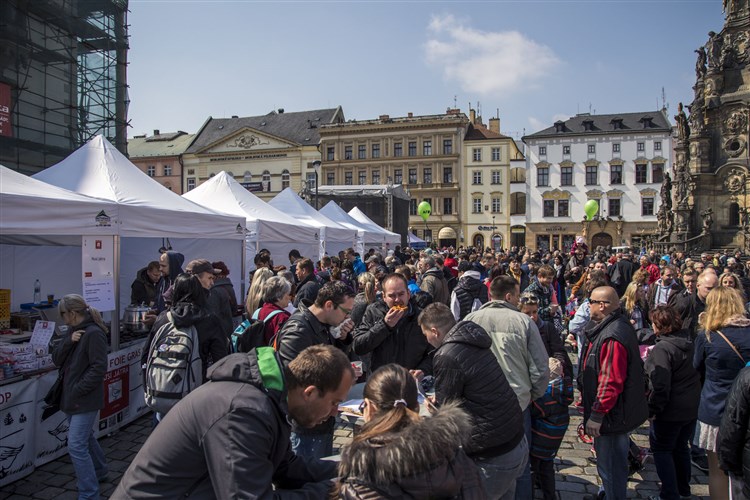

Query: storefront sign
left=0, top=83, right=11, bottom=137
left=241, top=182, right=263, bottom=192
left=544, top=226, right=565, bottom=232
left=477, top=225, right=498, bottom=231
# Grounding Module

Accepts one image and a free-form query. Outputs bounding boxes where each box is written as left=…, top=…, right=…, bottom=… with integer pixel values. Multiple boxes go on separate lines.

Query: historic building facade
left=523, top=111, right=672, bottom=252
left=181, top=107, right=344, bottom=200
left=318, top=110, right=470, bottom=247
left=461, top=111, right=524, bottom=251
left=128, top=130, right=195, bottom=194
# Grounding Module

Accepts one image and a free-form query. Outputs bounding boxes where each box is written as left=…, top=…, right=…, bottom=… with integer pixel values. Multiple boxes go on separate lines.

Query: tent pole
left=112, top=235, right=121, bottom=351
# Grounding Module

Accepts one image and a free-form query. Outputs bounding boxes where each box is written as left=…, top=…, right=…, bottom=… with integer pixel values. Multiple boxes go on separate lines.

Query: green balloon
left=584, top=199, right=599, bottom=220
left=417, top=201, right=432, bottom=222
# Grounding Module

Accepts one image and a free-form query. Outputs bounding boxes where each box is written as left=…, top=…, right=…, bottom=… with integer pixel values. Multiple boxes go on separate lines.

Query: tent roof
left=269, top=188, right=356, bottom=244
left=319, top=201, right=377, bottom=243
left=33, top=135, right=244, bottom=239
left=348, top=207, right=400, bottom=242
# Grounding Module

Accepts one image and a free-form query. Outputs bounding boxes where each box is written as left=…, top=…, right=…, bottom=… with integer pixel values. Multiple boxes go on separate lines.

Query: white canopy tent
left=269, top=188, right=357, bottom=258
left=348, top=207, right=401, bottom=249
left=183, top=171, right=320, bottom=272
left=0, top=166, right=121, bottom=310
left=32, top=135, right=246, bottom=348
left=319, top=201, right=372, bottom=254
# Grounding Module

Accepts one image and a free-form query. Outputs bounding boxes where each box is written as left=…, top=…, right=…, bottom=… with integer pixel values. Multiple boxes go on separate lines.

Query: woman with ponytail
left=52, top=294, right=109, bottom=499
left=335, top=364, right=486, bottom=499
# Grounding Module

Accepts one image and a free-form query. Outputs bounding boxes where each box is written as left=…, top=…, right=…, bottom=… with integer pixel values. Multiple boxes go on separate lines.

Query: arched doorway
left=491, top=233, right=503, bottom=252
left=438, top=226, right=457, bottom=248
left=510, top=225, right=526, bottom=249
left=591, top=232, right=613, bottom=248
left=473, top=233, right=484, bottom=249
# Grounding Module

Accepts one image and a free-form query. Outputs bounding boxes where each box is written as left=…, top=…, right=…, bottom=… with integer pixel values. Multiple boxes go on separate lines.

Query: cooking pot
left=123, top=304, right=152, bottom=333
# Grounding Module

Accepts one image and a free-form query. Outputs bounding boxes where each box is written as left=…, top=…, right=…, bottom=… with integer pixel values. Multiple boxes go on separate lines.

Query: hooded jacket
left=113, top=349, right=336, bottom=499
left=353, top=298, right=432, bottom=375
left=52, top=317, right=108, bottom=415
left=155, top=251, right=185, bottom=313
left=420, top=268, right=450, bottom=305
left=337, top=403, right=487, bottom=499
left=433, top=321, right=524, bottom=457
left=206, top=286, right=234, bottom=338
left=293, top=273, right=321, bottom=308
left=646, top=278, right=684, bottom=310
left=212, top=276, right=239, bottom=315
left=130, top=267, right=159, bottom=306
left=644, top=331, right=700, bottom=421
left=450, top=271, right=488, bottom=321
left=717, top=366, right=750, bottom=499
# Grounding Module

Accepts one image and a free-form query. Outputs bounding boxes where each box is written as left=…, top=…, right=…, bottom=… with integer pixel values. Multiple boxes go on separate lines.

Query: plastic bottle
left=33, top=279, right=41, bottom=304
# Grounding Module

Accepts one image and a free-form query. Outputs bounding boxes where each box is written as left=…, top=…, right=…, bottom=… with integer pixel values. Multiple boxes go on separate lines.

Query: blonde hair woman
left=245, top=267, right=273, bottom=315
left=621, top=282, right=647, bottom=330
left=694, top=286, right=750, bottom=500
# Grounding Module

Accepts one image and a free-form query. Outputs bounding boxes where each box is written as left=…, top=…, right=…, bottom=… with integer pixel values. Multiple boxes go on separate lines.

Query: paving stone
left=40, top=473, right=71, bottom=488
left=556, top=481, right=587, bottom=492
left=107, top=449, right=134, bottom=461
left=31, top=487, right=65, bottom=499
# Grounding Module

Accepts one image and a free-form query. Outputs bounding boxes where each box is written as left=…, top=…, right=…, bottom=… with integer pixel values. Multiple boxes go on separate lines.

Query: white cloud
left=424, top=14, right=561, bottom=95
left=528, top=113, right=571, bottom=133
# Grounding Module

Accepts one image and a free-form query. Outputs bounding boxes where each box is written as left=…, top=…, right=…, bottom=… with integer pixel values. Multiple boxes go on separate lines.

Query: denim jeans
left=594, top=432, right=630, bottom=500
left=514, top=406, right=532, bottom=500
left=475, top=436, right=528, bottom=500
left=650, top=419, right=695, bottom=500
left=290, top=431, right=333, bottom=459
left=66, top=411, right=107, bottom=500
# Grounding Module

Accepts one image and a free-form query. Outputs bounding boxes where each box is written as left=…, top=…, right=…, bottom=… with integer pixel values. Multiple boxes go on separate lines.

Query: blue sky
left=126, top=0, right=724, bottom=140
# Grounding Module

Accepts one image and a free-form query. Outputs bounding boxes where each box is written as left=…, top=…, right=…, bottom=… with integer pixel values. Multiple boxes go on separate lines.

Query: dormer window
left=640, top=116, right=654, bottom=129
left=554, top=120, right=566, bottom=133
left=582, top=119, right=594, bottom=131
left=610, top=118, right=624, bottom=130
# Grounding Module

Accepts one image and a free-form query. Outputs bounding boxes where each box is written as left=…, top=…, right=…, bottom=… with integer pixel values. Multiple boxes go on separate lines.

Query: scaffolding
left=0, top=0, right=129, bottom=173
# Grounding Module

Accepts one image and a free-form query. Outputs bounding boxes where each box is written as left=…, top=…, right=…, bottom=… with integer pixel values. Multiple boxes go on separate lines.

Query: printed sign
left=82, top=236, right=116, bottom=311
left=0, top=82, right=11, bottom=138
left=0, top=378, right=37, bottom=485
left=29, top=321, right=55, bottom=352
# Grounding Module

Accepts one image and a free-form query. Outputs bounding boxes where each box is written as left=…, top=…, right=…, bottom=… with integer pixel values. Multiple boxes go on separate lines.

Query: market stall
left=319, top=201, right=369, bottom=254
left=348, top=207, right=401, bottom=249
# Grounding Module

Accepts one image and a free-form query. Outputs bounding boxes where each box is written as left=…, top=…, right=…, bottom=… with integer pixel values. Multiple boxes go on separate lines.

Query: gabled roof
left=127, top=131, right=196, bottom=158
left=524, top=111, right=672, bottom=140
left=464, top=123, right=509, bottom=141
left=186, top=107, right=344, bottom=154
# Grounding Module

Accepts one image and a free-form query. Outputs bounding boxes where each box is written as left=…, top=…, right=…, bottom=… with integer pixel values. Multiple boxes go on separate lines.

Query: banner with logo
left=0, top=82, right=11, bottom=137
left=0, top=378, right=37, bottom=485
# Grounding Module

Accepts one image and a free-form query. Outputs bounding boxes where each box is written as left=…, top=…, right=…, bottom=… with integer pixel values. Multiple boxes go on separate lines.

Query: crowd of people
left=50, top=240, right=750, bottom=499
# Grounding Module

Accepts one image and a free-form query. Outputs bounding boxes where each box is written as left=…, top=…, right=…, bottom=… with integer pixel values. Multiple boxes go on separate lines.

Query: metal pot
left=123, top=304, right=151, bottom=333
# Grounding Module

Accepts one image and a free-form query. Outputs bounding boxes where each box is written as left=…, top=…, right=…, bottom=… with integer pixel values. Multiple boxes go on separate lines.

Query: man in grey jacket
left=465, top=274, right=550, bottom=500
left=113, top=345, right=354, bottom=499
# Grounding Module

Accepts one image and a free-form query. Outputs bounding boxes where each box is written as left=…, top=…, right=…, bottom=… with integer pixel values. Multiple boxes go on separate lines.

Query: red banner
left=0, top=82, right=11, bottom=137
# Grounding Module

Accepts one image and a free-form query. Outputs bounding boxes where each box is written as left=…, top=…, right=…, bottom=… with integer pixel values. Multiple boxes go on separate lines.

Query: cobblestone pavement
left=0, top=407, right=711, bottom=499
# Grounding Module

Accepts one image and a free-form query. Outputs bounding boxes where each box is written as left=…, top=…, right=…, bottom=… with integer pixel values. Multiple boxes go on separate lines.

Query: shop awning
left=438, top=227, right=457, bottom=239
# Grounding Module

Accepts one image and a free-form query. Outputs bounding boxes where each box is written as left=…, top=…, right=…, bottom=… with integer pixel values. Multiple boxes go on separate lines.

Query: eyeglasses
left=335, top=303, right=352, bottom=315
left=358, top=399, right=367, bottom=413
left=589, top=299, right=611, bottom=306
left=519, top=295, right=539, bottom=305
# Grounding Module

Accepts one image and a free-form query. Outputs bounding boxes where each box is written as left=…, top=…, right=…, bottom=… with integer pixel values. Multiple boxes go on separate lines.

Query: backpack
left=144, top=312, right=202, bottom=415
left=230, top=309, right=285, bottom=353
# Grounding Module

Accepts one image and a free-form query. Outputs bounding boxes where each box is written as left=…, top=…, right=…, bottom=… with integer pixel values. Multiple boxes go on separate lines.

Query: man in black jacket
left=419, top=303, right=527, bottom=499
left=277, top=281, right=355, bottom=459
left=293, top=258, right=321, bottom=308
left=450, top=261, right=488, bottom=321
left=718, top=365, right=750, bottom=500
left=114, top=345, right=354, bottom=499
left=186, top=259, right=233, bottom=338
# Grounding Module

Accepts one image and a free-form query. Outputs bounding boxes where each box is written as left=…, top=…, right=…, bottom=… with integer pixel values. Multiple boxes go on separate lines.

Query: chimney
left=231, top=115, right=238, bottom=119
left=469, top=109, right=476, bottom=124
left=379, top=114, right=390, bottom=121
left=489, top=117, right=500, bottom=133
left=407, top=112, right=413, bottom=118
left=153, top=129, right=160, bottom=136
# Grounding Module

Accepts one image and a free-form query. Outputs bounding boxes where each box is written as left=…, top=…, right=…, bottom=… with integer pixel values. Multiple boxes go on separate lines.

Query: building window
left=586, top=165, right=598, bottom=185
left=163, top=165, right=172, bottom=176
left=423, top=140, right=432, bottom=156
left=539, top=146, right=547, bottom=156
left=472, top=170, right=482, bottom=184
left=408, top=168, right=417, bottom=184
left=443, top=166, right=453, bottom=183
left=492, top=197, right=502, bottom=214
left=473, top=148, right=482, bottom=162
left=510, top=193, right=526, bottom=215
left=652, top=163, right=664, bottom=184
left=492, top=170, right=502, bottom=184
left=358, top=145, right=366, bottom=159
left=326, top=172, right=335, bottom=185
left=563, top=145, right=571, bottom=155
left=423, top=168, right=432, bottom=184
left=443, top=139, right=452, bottom=154
left=613, top=143, right=620, bottom=153
left=327, top=146, right=334, bottom=161
left=306, top=172, right=316, bottom=191
left=587, top=144, right=596, bottom=154
left=408, top=141, right=417, bottom=156
left=473, top=197, right=482, bottom=214
left=561, top=166, right=573, bottom=186
left=243, top=171, right=252, bottom=183
left=187, top=177, right=196, bottom=191
left=394, top=169, right=403, bottom=184
left=147, top=165, right=155, bottom=177
left=510, top=168, right=526, bottom=183
left=543, top=200, right=555, bottom=217
left=345, top=171, right=353, bottom=185
left=372, top=170, right=380, bottom=184
left=558, top=199, right=569, bottom=217
left=344, top=146, right=353, bottom=160
left=262, top=171, right=271, bottom=192
left=609, top=198, right=621, bottom=217
left=492, top=147, right=501, bottom=161
left=394, top=142, right=403, bottom=157
left=611, top=165, right=623, bottom=184
left=282, top=169, right=290, bottom=189
left=637, top=142, right=645, bottom=152
left=537, top=167, right=549, bottom=186
left=642, top=197, right=654, bottom=216
left=443, top=197, right=453, bottom=215
left=372, top=144, right=380, bottom=158
left=636, top=164, right=648, bottom=183
left=358, top=170, right=367, bottom=185
left=654, top=141, right=662, bottom=151
left=410, top=199, right=417, bottom=215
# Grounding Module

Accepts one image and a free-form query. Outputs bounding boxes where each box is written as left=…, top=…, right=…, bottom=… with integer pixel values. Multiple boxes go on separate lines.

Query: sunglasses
left=589, top=299, right=611, bottom=306
left=519, top=295, right=539, bottom=305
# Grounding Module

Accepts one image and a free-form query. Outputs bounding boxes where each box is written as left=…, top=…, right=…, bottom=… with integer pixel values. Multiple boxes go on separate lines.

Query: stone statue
left=700, top=208, right=714, bottom=233
left=657, top=206, right=668, bottom=235
left=688, top=101, right=705, bottom=136
left=707, top=31, right=724, bottom=72
left=675, top=165, right=692, bottom=208
left=723, top=0, right=749, bottom=18
left=721, top=33, right=735, bottom=68
left=674, top=102, right=690, bottom=143
left=695, top=46, right=707, bottom=80
left=660, top=172, right=673, bottom=211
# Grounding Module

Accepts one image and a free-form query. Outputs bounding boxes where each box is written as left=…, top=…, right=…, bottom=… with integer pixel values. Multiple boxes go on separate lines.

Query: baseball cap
left=185, top=259, right=221, bottom=275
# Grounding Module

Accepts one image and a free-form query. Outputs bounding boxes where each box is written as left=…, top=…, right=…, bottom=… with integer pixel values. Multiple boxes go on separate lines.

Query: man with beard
left=113, top=345, right=353, bottom=498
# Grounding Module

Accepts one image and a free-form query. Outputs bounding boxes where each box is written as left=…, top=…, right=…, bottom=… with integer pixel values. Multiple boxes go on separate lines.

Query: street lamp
left=312, top=160, right=321, bottom=209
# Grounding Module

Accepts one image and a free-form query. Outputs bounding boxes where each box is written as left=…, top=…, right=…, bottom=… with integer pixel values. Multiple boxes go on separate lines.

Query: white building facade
left=522, top=111, right=672, bottom=252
